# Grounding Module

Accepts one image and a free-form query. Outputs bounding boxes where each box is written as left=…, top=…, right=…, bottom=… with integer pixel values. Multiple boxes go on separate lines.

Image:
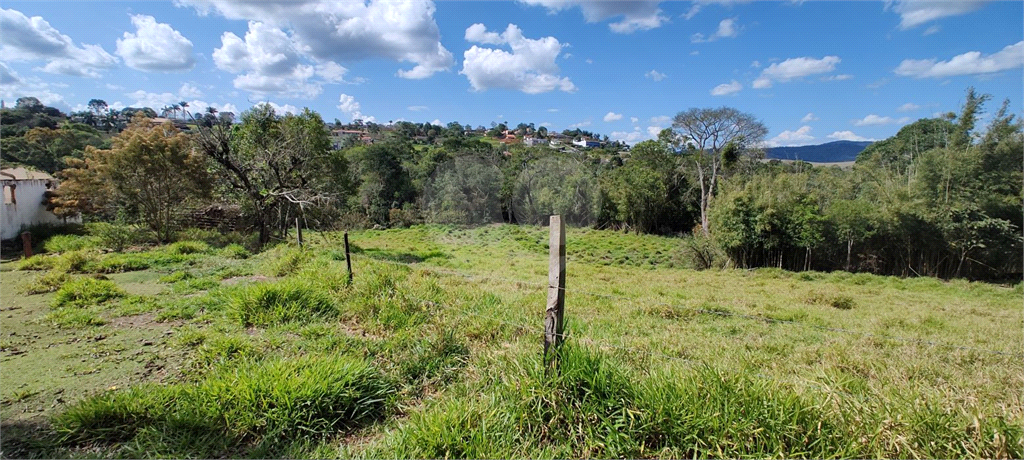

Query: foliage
left=52, top=277, right=125, bottom=308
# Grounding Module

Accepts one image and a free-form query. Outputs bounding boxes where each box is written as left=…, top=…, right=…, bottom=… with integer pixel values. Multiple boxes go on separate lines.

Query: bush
left=226, top=279, right=336, bottom=327
left=167, top=240, right=211, bottom=255
left=259, top=246, right=312, bottom=277
left=52, top=277, right=125, bottom=308
left=682, top=231, right=726, bottom=269
left=88, top=222, right=151, bottom=251
left=23, top=269, right=72, bottom=294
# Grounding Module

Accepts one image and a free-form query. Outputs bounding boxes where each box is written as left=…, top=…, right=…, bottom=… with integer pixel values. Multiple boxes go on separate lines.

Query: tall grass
left=53, top=355, right=394, bottom=458
left=52, top=277, right=125, bottom=309
left=226, top=279, right=337, bottom=327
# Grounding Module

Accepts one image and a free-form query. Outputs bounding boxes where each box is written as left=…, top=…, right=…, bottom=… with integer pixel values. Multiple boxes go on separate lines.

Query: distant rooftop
left=0, top=167, right=54, bottom=181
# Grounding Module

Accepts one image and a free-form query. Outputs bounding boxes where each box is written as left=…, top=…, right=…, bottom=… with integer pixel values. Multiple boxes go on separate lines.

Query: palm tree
left=178, top=101, right=189, bottom=120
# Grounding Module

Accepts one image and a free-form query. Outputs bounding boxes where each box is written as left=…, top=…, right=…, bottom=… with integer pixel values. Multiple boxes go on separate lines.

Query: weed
left=220, top=244, right=251, bottom=260
left=396, top=329, right=469, bottom=388
left=43, top=234, right=100, bottom=253
left=167, top=240, right=211, bottom=255
left=52, top=277, right=125, bottom=309
left=158, top=271, right=193, bottom=283
left=807, top=291, right=857, bottom=310
left=114, top=295, right=161, bottom=316
left=259, top=245, right=312, bottom=276
left=22, top=269, right=72, bottom=294
left=43, top=308, right=107, bottom=328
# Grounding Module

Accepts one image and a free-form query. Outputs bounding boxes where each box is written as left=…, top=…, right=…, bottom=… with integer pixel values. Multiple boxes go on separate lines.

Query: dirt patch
left=108, top=312, right=184, bottom=330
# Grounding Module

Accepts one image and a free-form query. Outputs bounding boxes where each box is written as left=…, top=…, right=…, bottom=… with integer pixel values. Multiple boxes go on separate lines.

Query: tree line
left=7, top=88, right=1020, bottom=280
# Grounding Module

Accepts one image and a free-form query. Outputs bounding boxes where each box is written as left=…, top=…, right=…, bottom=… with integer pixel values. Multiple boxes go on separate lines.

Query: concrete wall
left=1, top=179, right=81, bottom=240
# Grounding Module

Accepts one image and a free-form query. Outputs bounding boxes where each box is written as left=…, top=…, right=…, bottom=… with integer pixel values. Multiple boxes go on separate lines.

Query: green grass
left=4, top=224, right=1021, bottom=459
left=52, top=277, right=125, bottom=309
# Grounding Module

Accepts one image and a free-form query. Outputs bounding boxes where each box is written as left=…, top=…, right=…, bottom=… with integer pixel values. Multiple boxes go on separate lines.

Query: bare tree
left=670, top=107, right=768, bottom=235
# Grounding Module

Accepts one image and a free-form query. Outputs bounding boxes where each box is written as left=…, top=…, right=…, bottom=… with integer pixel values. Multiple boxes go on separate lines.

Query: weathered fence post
left=295, top=218, right=303, bottom=248
left=21, top=231, right=33, bottom=258
left=544, top=215, right=566, bottom=364
left=344, top=231, right=353, bottom=285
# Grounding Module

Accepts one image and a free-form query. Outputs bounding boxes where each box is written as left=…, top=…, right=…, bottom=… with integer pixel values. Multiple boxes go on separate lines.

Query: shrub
left=259, top=246, right=312, bottom=277
left=52, top=277, right=125, bottom=308
left=23, top=269, right=72, bottom=294
left=682, top=232, right=726, bottom=269
left=88, top=222, right=151, bottom=252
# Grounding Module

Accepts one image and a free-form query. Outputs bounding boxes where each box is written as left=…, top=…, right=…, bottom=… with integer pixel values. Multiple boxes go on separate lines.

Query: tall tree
left=670, top=107, right=768, bottom=235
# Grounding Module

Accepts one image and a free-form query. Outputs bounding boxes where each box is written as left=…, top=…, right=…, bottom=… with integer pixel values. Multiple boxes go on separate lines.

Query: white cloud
left=178, top=83, right=203, bottom=99
left=692, top=17, right=740, bottom=42
left=460, top=23, right=576, bottom=94
left=184, top=100, right=239, bottom=116
left=690, top=50, right=699, bottom=56
left=315, top=62, right=351, bottom=84
left=827, top=130, right=874, bottom=142
left=645, top=69, right=667, bottom=81
left=650, top=115, right=671, bottom=124
left=801, top=112, right=819, bottom=122
left=105, top=83, right=124, bottom=91
left=610, top=128, right=646, bottom=144
left=853, top=114, right=912, bottom=126
left=337, top=93, right=374, bottom=122
left=116, top=14, right=195, bottom=72
left=894, top=41, right=1023, bottom=78
left=547, top=108, right=560, bottom=112
left=604, top=112, right=623, bottom=122
left=630, top=117, right=639, bottom=123
left=585, top=58, right=594, bottom=64
left=682, top=4, right=701, bottom=19
left=176, top=0, right=453, bottom=79
left=260, top=101, right=301, bottom=116
left=767, top=125, right=815, bottom=147
left=212, top=21, right=324, bottom=98
left=0, top=8, right=117, bottom=77
left=431, top=118, right=442, bottom=126
left=408, top=105, right=429, bottom=111
left=520, top=0, right=669, bottom=34
left=750, top=60, right=761, bottom=68
left=922, top=25, right=941, bottom=35
left=889, top=0, right=986, bottom=29
left=647, top=126, right=663, bottom=137
left=125, top=90, right=185, bottom=110
left=0, top=63, right=70, bottom=110
left=753, top=55, right=841, bottom=88
left=568, top=120, right=591, bottom=128
left=710, top=80, right=742, bottom=96
left=823, top=74, right=853, bottom=81
left=897, top=103, right=921, bottom=112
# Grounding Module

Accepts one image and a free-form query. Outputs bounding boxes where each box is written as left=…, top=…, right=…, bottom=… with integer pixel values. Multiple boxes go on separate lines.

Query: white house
left=1, top=168, right=80, bottom=240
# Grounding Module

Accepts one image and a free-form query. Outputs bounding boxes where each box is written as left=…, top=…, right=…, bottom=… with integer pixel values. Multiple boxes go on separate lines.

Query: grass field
left=1, top=223, right=1021, bottom=458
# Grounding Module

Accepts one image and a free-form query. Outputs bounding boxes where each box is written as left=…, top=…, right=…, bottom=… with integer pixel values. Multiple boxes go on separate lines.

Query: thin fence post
left=544, top=215, right=566, bottom=365
left=344, top=231, right=353, bottom=285
left=295, top=218, right=303, bottom=248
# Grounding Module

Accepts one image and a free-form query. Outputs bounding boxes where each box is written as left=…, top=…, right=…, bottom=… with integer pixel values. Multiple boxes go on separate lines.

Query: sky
left=1, top=0, right=1021, bottom=147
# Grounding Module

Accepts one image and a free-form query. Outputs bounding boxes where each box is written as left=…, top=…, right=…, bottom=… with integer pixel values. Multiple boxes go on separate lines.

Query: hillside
left=766, top=140, right=873, bottom=163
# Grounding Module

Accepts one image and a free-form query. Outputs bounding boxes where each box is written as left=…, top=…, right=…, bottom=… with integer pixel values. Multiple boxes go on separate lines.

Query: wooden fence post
left=21, top=231, right=33, bottom=258
left=344, top=231, right=353, bottom=285
left=295, top=218, right=303, bottom=248
left=544, top=215, right=566, bottom=363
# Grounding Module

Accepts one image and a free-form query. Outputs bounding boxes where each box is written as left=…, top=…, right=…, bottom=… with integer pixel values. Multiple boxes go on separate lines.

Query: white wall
left=1, top=179, right=81, bottom=240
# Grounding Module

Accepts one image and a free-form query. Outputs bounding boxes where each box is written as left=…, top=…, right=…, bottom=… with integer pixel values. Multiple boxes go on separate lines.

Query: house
left=523, top=137, right=546, bottom=147
left=1, top=168, right=80, bottom=240
left=572, top=138, right=602, bottom=148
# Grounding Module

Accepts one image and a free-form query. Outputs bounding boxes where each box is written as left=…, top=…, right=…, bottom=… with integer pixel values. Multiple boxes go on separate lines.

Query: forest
left=2, top=87, right=1020, bottom=281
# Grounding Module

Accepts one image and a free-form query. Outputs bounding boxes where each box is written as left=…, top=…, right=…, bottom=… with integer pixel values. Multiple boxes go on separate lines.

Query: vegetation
left=1, top=225, right=1019, bottom=458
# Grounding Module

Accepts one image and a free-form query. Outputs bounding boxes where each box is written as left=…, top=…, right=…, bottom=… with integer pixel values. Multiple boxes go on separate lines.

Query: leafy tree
left=668, top=107, right=768, bottom=235
left=346, top=141, right=415, bottom=225
left=54, top=118, right=211, bottom=241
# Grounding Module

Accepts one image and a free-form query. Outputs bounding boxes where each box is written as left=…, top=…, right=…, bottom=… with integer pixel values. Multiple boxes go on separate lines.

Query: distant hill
left=765, top=140, right=873, bottom=163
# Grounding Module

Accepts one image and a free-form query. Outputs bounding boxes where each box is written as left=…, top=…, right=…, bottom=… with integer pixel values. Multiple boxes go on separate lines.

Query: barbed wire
left=347, top=251, right=1024, bottom=358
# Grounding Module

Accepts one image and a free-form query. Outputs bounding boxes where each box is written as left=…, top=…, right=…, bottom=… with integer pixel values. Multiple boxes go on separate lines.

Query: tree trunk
left=846, top=239, right=853, bottom=271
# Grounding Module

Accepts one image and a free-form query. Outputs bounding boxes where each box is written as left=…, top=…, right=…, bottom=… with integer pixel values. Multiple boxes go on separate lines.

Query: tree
left=669, top=107, right=768, bottom=235
left=190, top=103, right=336, bottom=245
left=55, top=117, right=211, bottom=241
left=88, top=99, right=107, bottom=118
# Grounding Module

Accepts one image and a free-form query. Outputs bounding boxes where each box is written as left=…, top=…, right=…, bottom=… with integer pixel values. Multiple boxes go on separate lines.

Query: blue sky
left=1, top=1, right=1021, bottom=146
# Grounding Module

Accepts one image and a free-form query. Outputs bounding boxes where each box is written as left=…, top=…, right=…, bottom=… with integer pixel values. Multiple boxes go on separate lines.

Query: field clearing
left=1, top=223, right=1021, bottom=458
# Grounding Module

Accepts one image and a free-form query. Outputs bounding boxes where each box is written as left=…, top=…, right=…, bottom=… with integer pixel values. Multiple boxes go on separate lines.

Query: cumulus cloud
left=460, top=23, right=576, bottom=94
left=116, top=14, right=195, bottom=72
left=176, top=0, right=453, bottom=79
left=630, top=117, right=639, bottom=123
left=604, top=112, right=623, bottom=122
left=692, top=17, right=740, bottom=42
left=801, top=112, right=819, bottom=122
left=766, top=125, right=815, bottom=147
left=568, top=120, right=591, bottom=128
left=897, top=103, right=921, bottom=112
left=610, top=127, right=646, bottom=144
left=894, top=41, right=1023, bottom=78
left=647, top=126, right=664, bottom=138
left=753, top=55, right=841, bottom=88
left=889, top=0, right=986, bottom=30
left=853, top=114, right=912, bottom=126
left=260, top=101, right=301, bottom=116
left=827, top=130, right=874, bottom=142
left=710, top=80, right=742, bottom=96
left=682, top=4, right=701, bottom=19
left=0, top=8, right=117, bottom=77
left=212, top=21, right=325, bottom=98
left=650, top=115, right=671, bottom=124
left=178, top=83, right=203, bottom=99
left=0, top=63, right=70, bottom=110
left=645, top=69, right=667, bottom=81
left=337, top=93, right=375, bottom=122
left=520, top=0, right=669, bottom=33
